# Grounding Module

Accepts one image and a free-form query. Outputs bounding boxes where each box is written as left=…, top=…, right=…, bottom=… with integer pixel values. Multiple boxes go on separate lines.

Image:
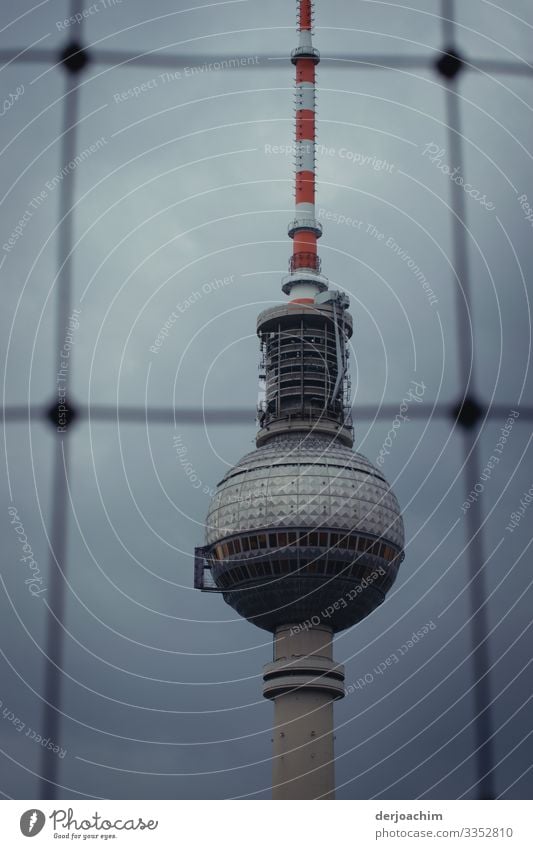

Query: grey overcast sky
left=1, top=0, right=532, bottom=800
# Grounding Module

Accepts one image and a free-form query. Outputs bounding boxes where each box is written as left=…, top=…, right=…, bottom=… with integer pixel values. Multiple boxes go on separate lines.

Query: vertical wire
left=39, top=0, right=81, bottom=792
left=442, top=0, right=496, bottom=799
left=39, top=441, right=71, bottom=799
left=441, top=0, right=456, bottom=46
left=462, top=439, right=496, bottom=798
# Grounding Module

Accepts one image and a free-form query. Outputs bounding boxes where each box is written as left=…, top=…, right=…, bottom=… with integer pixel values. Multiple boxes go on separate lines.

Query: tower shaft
left=263, top=625, right=344, bottom=800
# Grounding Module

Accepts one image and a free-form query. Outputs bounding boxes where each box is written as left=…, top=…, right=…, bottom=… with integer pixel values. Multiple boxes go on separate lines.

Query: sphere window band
left=213, top=557, right=396, bottom=593
left=204, top=528, right=402, bottom=606
left=211, top=529, right=400, bottom=563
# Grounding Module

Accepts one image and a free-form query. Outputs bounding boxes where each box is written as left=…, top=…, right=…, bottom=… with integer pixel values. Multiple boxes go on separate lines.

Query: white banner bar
left=1, top=799, right=531, bottom=848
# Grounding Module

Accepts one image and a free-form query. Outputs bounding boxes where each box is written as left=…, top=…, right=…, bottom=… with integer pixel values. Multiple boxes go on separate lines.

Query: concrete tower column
left=263, top=625, right=345, bottom=799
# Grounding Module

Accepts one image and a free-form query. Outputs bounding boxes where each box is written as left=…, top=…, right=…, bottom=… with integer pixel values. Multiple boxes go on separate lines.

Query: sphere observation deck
left=195, top=433, right=404, bottom=633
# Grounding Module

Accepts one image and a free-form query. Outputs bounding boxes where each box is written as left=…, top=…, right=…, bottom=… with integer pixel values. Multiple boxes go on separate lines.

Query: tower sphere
left=202, top=433, right=404, bottom=633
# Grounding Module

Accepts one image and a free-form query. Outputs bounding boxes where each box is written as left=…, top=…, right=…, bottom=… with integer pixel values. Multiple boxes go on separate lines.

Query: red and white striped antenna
left=283, top=0, right=328, bottom=303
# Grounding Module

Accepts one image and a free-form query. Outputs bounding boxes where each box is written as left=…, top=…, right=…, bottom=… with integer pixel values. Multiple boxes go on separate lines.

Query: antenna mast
left=284, top=0, right=327, bottom=302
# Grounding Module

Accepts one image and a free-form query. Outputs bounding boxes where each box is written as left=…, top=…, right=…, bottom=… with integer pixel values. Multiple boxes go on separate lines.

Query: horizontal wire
left=0, top=48, right=532, bottom=75
left=2, top=403, right=530, bottom=425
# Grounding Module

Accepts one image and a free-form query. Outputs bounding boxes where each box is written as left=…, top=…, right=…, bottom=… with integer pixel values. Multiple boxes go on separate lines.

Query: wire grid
left=1, top=0, right=531, bottom=800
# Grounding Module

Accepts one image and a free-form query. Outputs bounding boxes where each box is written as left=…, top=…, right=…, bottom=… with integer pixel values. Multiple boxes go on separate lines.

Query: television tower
left=195, top=0, right=404, bottom=800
